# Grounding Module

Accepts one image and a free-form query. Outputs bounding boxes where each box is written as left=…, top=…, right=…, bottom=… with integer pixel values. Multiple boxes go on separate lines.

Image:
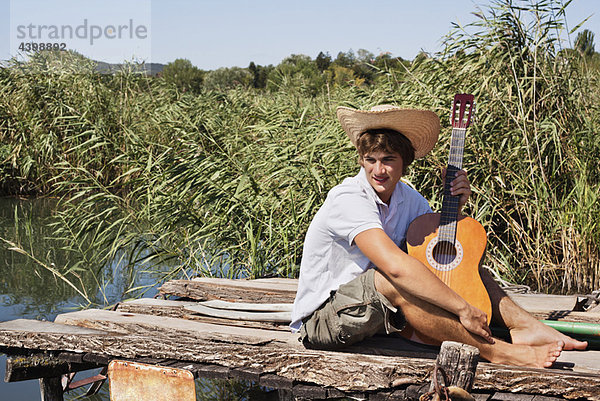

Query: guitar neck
left=439, top=127, right=466, bottom=243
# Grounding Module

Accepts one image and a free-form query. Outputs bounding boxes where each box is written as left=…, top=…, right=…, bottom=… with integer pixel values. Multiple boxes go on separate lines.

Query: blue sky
left=1, top=0, right=598, bottom=70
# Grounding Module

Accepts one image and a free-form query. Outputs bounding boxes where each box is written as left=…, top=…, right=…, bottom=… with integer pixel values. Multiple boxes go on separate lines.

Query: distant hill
left=95, top=61, right=166, bottom=76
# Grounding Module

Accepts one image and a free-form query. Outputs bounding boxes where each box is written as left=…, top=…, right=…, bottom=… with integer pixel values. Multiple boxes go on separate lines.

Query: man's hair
left=356, top=129, right=415, bottom=174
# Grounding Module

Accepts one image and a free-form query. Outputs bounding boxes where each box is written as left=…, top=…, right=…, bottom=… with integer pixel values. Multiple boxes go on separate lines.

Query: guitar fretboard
left=438, top=127, right=466, bottom=244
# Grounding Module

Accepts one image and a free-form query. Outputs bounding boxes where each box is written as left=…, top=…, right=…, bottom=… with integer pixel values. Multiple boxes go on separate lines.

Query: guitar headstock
left=450, top=94, right=475, bottom=129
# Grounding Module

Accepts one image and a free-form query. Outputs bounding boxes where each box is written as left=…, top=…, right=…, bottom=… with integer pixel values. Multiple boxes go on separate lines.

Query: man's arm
left=354, top=228, right=493, bottom=342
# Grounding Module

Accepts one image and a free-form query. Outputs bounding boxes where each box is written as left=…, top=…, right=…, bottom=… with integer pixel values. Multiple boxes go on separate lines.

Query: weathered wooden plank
left=1, top=311, right=600, bottom=399
left=292, top=383, right=328, bottom=399
left=259, top=373, right=294, bottom=390
left=489, top=393, right=535, bottom=400
left=526, top=310, right=600, bottom=323
left=192, top=277, right=299, bottom=292
left=54, top=310, right=439, bottom=359
left=159, top=279, right=296, bottom=303
left=326, top=387, right=348, bottom=399
left=55, top=351, right=85, bottom=364
left=184, top=303, right=291, bottom=322
left=194, top=364, right=230, bottom=380
left=115, top=298, right=196, bottom=317
left=511, top=293, right=600, bottom=322
left=159, top=278, right=600, bottom=323
left=510, top=294, right=578, bottom=311
left=82, top=353, right=111, bottom=365
left=230, top=366, right=262, bottom=382
left=199, top=300, right=293, bottom=312
left=475, top=365, right=600, bottom=400
left=116, top=298, right=288, bottom=331
left=0, top=319, right=107, bottom=335
left=0, top=317, right=432, bottom=393
left=369, top=388, right=408, bottom=400
left=52, top=310, right=600, bottom=399
left=55, top=309, right=294, bottom=344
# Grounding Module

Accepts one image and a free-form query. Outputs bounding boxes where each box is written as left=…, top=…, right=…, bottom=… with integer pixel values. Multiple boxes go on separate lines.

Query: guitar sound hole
left=432, top=241, right=457, bottom=265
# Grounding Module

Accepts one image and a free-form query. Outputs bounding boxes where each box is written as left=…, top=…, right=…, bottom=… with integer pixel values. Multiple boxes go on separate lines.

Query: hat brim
left=336, top=106, right=440, bottom=159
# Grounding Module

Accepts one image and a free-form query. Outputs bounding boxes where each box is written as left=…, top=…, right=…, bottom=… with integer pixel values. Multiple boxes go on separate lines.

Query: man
left=290, top=104, right=587, bottom=368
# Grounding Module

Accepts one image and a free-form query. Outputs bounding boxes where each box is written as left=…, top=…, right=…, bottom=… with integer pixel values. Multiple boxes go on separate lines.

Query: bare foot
left=510, top=320, right=588, bottom=350
left=486, top=340, right=564, bottom=368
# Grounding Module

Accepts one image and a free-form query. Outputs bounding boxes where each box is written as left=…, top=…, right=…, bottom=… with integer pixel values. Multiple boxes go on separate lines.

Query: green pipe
left=540, top=320, right=600, bottom=337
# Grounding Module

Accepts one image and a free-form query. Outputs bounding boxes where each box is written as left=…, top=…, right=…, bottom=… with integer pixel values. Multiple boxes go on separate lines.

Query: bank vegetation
left=0, top=0, right=598, bottom=298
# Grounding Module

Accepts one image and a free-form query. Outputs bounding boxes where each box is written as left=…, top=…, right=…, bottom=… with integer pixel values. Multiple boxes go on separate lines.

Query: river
left=0, top=197, right=273, bottom=400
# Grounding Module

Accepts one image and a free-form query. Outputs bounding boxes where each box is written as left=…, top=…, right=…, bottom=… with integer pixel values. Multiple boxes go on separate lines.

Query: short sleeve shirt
left=290, top=168, right=432, bottom=331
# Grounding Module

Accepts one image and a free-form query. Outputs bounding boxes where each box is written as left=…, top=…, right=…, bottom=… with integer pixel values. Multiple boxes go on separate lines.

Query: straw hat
left=336, top=105, right=440, bottom=159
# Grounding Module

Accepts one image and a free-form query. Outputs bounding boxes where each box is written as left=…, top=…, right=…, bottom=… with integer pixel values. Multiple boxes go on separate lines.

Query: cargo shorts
left=299, top=268, right=406, bottom=350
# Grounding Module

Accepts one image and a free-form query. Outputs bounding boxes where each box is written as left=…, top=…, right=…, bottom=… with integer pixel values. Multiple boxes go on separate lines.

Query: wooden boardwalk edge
left=1, top=311, right=600, bottom=400
left=2, top=277, right=600, bottom=400
left=159, top=278, right=600, bottom=323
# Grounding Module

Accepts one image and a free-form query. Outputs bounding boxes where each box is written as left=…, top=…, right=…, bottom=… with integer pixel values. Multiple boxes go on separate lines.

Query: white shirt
left=290, top=168, right=432, bottom=331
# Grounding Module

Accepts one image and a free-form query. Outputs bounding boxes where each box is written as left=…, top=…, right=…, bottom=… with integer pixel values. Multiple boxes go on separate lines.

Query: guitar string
left=446, top=100, right=472, bottom=285
left=441, top=123, right=467, bottom=286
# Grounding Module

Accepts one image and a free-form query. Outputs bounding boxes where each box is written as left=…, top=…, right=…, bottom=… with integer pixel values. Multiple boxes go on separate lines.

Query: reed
left=0, top=0, right=598, bottom=296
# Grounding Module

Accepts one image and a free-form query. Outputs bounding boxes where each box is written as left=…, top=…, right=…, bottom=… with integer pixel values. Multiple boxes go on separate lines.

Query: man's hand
left=442, top=168, right=472, bottom=211
left=458, top=303, right=494, bottom=343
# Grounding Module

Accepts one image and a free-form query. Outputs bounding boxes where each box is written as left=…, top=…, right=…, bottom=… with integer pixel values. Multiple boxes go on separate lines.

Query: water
left=0, top=198, right=274, bottom=401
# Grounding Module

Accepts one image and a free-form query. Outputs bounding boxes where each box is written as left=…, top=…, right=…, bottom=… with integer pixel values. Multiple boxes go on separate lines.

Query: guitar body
left=406, top=212, right=492, bottom=324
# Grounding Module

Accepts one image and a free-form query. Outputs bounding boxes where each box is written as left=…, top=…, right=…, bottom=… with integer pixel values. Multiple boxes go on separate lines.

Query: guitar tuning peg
left=449, top=100, right=459, bottom=125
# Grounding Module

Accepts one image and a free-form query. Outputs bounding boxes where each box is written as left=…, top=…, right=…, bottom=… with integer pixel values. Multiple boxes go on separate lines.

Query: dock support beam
left=39, top=377, right=63, bottom=401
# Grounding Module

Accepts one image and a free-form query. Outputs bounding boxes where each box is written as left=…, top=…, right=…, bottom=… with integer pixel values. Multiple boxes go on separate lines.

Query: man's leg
left=481, top=270, right=588, bottom=351
left=300, top=269, right=403, bottom=350
left=373, top=270, right=564, bottom=368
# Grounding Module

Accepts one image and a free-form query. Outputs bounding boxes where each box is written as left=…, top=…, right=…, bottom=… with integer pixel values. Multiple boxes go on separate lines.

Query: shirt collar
left=356, top=167, right=405, bottom=208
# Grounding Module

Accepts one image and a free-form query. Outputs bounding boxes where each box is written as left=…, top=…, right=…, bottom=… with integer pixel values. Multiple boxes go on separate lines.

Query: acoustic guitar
left=406, top=94, right=492, bottom=327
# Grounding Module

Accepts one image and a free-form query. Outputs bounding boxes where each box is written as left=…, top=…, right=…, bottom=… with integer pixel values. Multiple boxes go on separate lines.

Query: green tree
left=372, top=52, right=407, bottom=71
left=352, top=48, right=377, bottom=84
left=331, top=65, right=355, bottom=86
left=333, top=50, right=356, bottom=68
left=248, top=62, right=272, bottom=89
left=315, top=51, right=331, bottom=72
left=160, top=59, right=204, bottom=93
left=356, top=49, right=375, bottom=63
left=267, top=54, right=324, bottom=94
left=203, top=67, right=252, bottom=91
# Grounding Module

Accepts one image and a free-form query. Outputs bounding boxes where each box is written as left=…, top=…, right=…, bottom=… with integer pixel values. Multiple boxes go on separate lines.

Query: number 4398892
left=18, top=42, right=67, bottom=51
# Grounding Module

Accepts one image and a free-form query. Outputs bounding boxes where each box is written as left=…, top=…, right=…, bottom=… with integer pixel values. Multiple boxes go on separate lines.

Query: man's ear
left=358, top=155, right=364, bottom=167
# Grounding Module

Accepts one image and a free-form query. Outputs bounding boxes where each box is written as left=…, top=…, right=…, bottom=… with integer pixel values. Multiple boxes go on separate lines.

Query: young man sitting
left=290, top=104, right=587, bottom=368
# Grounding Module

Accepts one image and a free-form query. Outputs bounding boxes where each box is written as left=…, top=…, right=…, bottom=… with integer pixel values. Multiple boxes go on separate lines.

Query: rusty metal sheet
left=108, top=360, right=195, bottom=401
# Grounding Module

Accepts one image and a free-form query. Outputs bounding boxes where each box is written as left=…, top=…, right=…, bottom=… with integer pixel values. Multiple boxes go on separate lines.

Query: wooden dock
left=1, top=278, right=600, bottom=400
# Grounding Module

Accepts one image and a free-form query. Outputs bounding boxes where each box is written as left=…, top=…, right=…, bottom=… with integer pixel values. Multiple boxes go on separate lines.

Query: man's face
left=360, top=151, right=404, bottom=204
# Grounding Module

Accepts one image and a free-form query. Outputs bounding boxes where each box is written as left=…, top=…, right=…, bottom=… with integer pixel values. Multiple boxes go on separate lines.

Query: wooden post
left=429, top=341, right=479, bottom=393
left=39, top=376, right=64, bottom=401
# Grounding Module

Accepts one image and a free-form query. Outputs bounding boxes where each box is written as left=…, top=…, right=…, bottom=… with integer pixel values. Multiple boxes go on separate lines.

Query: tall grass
left=401, top=0, right=600, bottom=293
left=0, top=0, right=598, bottom=295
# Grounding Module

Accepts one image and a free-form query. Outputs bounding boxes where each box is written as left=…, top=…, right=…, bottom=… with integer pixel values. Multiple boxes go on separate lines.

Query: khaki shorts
left=299, top=269, right=406, bottom=350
